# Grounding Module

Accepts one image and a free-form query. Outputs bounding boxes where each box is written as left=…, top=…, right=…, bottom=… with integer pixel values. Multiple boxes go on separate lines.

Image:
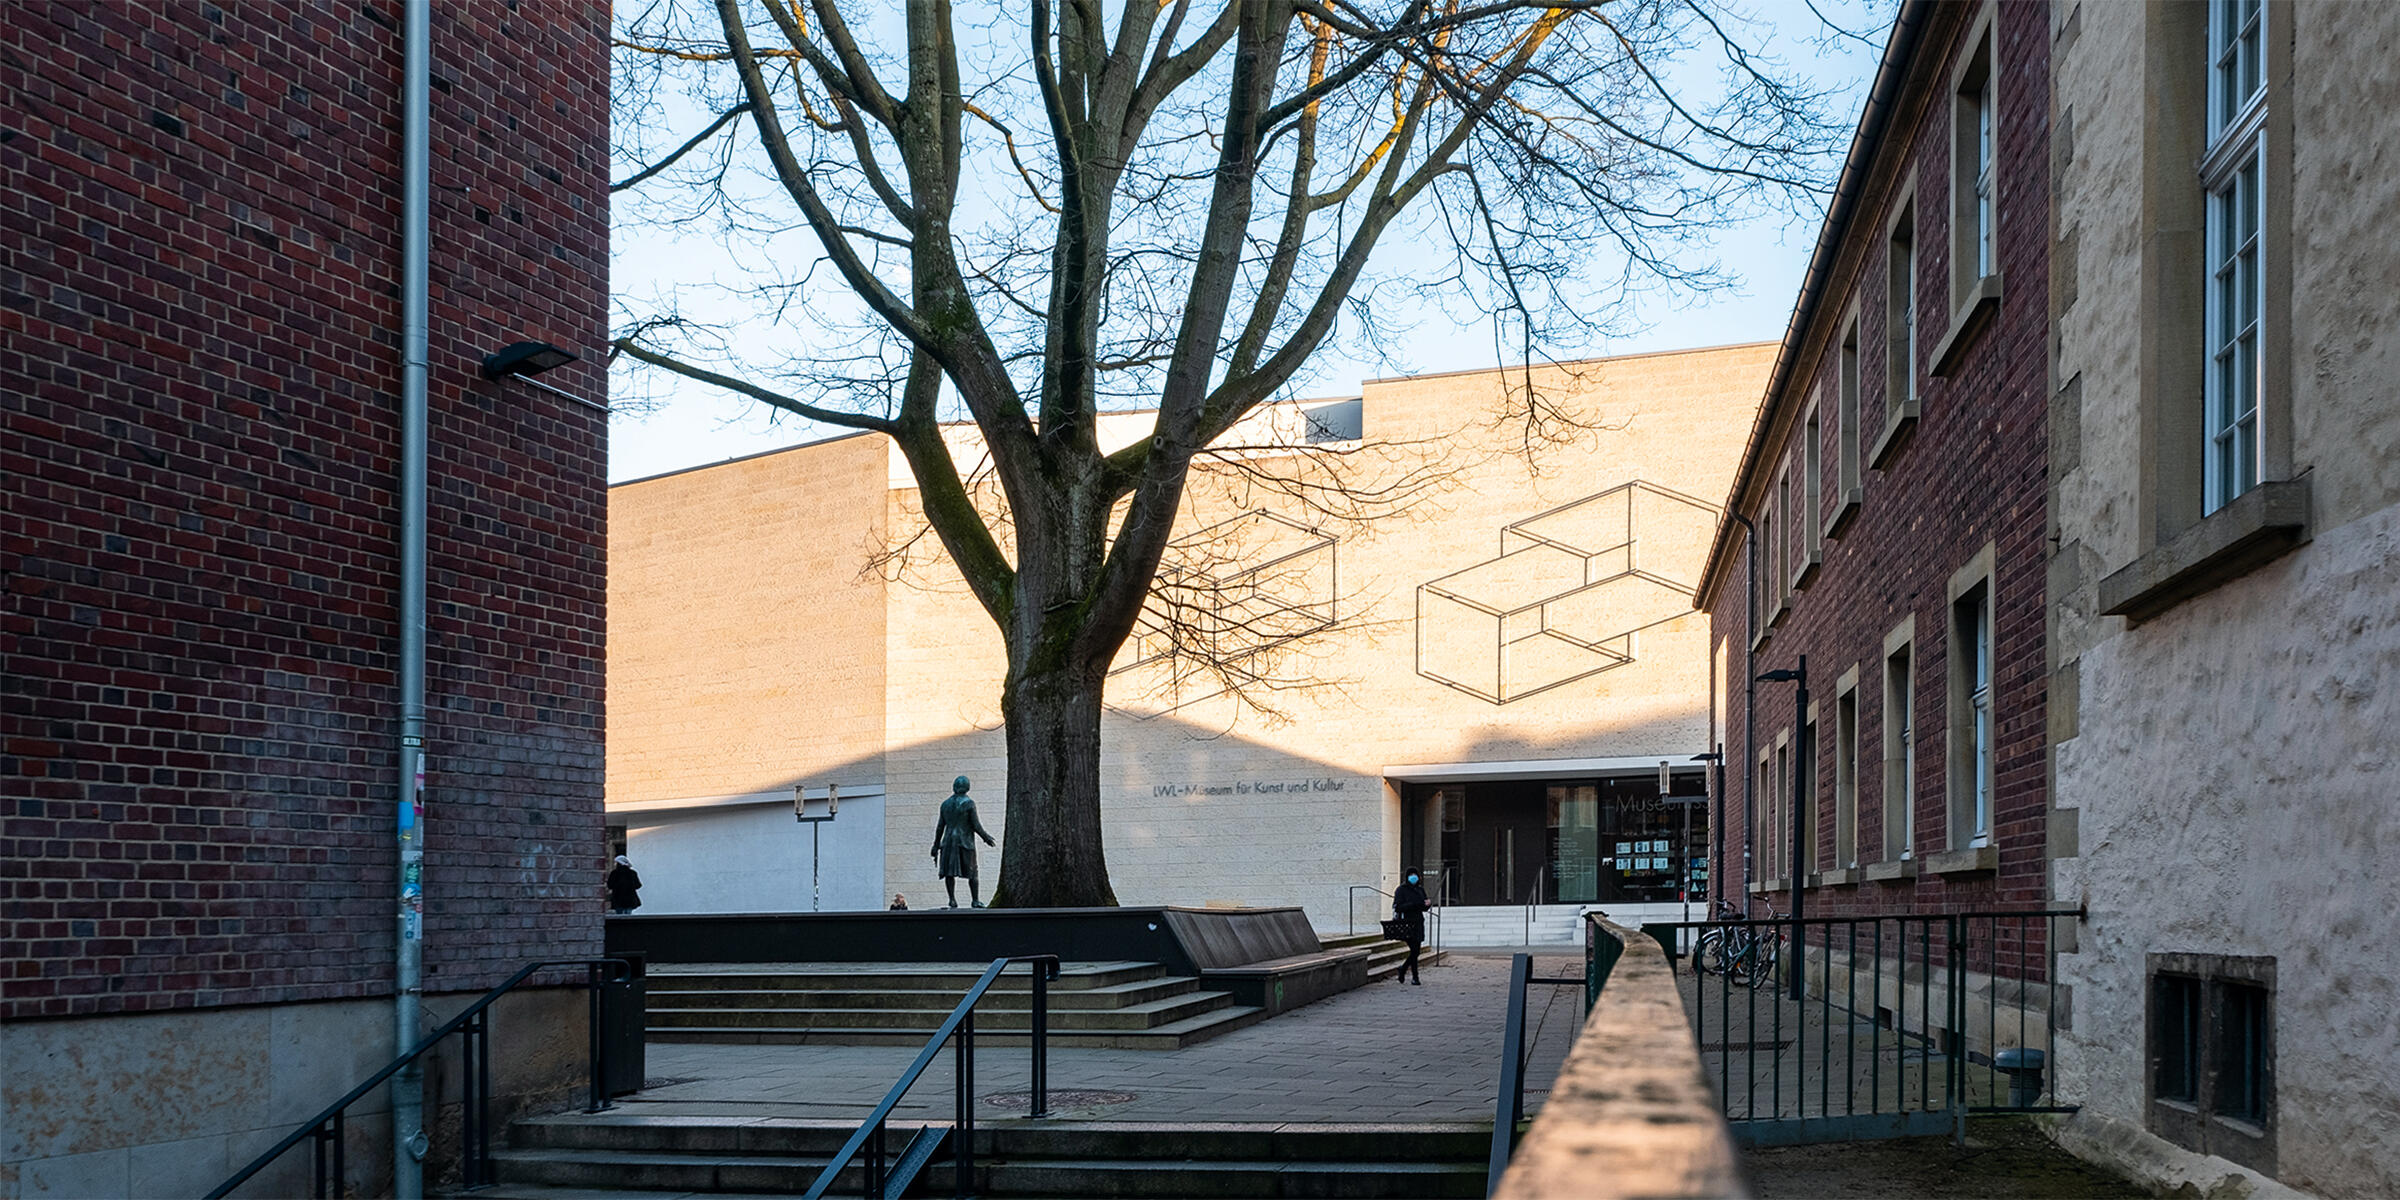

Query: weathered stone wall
left=1494, top=920, right=1744, bottom=1200
left=2047, top=2, right=2400, bottom=1194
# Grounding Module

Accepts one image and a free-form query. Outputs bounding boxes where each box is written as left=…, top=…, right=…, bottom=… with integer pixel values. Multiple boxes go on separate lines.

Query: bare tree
left=611, top=0, right=1855, bottom=906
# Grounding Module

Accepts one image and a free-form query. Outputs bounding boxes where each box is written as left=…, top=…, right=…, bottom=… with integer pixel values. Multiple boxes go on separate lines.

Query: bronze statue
left=932, top=775, right=996, bottom=908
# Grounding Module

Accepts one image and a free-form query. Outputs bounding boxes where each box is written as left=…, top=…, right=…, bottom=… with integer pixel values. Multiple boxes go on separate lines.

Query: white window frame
left=1974, top=72, right=1995, bottom=278
left=2202, top=0, right=2267, bottom=514
left=1882, top=618, right=1917, bottom=862
left=1964, top=588, right=1992, bottom=847
left=1834, top=669, right=1861, bottom=871
left=1944, top=546, right=1996, bottom=854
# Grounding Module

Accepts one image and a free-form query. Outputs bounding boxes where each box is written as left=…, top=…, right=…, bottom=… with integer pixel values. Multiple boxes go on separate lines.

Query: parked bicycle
left=1692, top=898, right=1784, bottom=989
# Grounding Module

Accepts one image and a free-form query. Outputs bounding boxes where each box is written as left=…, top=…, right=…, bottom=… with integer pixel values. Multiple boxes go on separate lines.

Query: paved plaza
left=615, top=952, right=1586, bottom=1126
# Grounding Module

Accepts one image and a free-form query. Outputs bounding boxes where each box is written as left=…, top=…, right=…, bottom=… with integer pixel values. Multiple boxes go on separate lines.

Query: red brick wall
left=2, top=1, right=611, bottom=1019
left=1709, top=0, right=2050, bottom=919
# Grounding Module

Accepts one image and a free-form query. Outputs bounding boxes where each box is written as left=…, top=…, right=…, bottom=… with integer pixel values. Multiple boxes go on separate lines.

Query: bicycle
left=1693, top=898, right=1785, bottom=989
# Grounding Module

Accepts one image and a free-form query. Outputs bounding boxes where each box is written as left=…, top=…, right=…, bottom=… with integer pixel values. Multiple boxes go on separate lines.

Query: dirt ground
left=1740, top=1118, right=2148, bottom=1200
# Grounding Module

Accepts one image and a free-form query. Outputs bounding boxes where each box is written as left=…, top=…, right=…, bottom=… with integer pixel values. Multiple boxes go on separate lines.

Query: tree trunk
left=989, top=657, right=1119, bottom=908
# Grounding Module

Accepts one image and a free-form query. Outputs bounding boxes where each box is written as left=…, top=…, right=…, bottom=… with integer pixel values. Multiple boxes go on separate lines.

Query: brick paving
left=621, top=952, right=1585, bottom=1124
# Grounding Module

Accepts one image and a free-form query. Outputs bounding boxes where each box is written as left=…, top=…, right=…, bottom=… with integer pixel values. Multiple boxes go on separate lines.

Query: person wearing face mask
left=1390, top=869, right=1432, bottom=985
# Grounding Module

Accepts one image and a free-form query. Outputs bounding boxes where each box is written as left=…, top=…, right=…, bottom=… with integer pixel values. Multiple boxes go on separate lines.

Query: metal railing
left=1347, top=884, right=1443, bottom=952
left=801, top=955, right=1059, bottom=1200
left=1641, top=909, right=2081, bottom=1145
left=1485, top=951, right=1589, bottom=1196
left=1522, top=867, right=1547, bottom=945
left=205, top=957, right=634, bottom=1199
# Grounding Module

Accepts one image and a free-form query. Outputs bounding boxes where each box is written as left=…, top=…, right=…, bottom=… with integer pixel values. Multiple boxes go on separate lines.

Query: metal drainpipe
left=1729, top=511, right=1758, bottom=903
left=392, top=1, right=431, bottom=1195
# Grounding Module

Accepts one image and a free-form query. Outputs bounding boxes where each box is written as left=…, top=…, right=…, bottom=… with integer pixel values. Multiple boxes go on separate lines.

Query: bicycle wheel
left=1694, top=930, right=1731, bottom=976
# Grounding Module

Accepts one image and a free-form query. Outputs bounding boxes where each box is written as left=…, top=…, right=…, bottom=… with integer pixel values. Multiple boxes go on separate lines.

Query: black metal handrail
left=205, top=957, right=634, bottom=1200
left=801, top=954, right=1060, bottom=1200
left=1486, top=951, right=1588, bottom=1196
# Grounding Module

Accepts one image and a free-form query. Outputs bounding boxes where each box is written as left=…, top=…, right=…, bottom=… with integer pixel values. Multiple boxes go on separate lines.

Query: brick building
left=2, top=2, right=609, bottom=1195
left=1695, top=0, right=2053, bottom=921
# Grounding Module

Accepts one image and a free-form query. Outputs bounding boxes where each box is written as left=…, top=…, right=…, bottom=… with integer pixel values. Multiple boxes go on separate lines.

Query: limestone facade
left=2046, top=1, right=2400, bottom=1193
left=606, top=344, right=1774, bottom=928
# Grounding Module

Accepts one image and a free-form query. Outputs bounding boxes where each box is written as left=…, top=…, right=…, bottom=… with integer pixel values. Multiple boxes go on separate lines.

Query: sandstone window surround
left=1753, top=729, right=1793, bottom=894
left=1775, top=733, right=1791, bottom=890
left=2148, top=952, right=2277, bottom=1175
left=1828, top=666, right=1863, bottom=880
left=1932, top=543, right=1998, bottom=876
left=1800, top=705, right=1820, bottom=876
left=1932, top=6, right=2002, bottom=379
left=1752, top=751, right=1772, bottom=893
left=1753, top=503, right=1782, bottom=650
left=1796, top=403, right=1824, bottom=587
left=1827, top=314, right=1863, bottom=537
left=1875, top=180, right=1922, bottom=467
left=1865, top=616, right=1920, bottom=880
left=2100, top=0, right=2304, bottom=625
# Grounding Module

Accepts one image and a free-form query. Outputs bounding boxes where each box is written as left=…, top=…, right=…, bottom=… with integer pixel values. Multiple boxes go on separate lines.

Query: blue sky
left=605, top=3, right=1891, bottom=483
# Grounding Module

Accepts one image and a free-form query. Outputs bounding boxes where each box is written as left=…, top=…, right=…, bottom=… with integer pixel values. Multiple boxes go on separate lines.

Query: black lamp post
left=1756, top=655, right=1807, bottom=1001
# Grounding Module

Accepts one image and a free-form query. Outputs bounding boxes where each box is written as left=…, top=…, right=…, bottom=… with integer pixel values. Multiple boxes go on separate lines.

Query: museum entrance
left=1402, top=770, right=1709, bottom=906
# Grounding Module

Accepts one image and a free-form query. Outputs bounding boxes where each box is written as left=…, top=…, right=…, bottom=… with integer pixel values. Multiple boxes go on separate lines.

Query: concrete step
left=648, top=960, right=1166, bottom=993
left=647, top=973, right=1201, bottom=1012
left=648, top=989, right=1234, bottom=1032
left=649, top=1001, right=1271, bottom=1050
left=512, top=1116, right=1492, bottom=1163
left=982, top=1156, right=1485, bottom=1198
left=1309, top=932, right=1448, bottom=982
left=490, top=1146, right=858, bottom=1193
left=494, top=1117, right=1492, bottom=1198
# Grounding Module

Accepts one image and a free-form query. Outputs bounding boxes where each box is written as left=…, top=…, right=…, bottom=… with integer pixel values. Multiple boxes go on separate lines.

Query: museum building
left=605, top=344, right=1770, bottom=936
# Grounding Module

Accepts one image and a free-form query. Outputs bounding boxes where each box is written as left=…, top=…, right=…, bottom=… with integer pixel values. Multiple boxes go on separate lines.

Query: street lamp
left=1756, top=656, right=1808, bottom=1001
left=480, top=339, right=609, bottom=412
left=794, top=784, right=839, bottom=911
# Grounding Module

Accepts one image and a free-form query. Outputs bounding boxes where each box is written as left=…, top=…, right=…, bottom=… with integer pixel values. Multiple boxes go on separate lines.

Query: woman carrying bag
left=1386, top=871, right=1431, bottom=985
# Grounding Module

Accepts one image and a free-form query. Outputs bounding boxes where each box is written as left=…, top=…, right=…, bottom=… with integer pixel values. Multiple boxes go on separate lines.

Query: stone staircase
left=646, top=960, right=1269, bottom=1051
left=1425, top=904, right=1596, bottom=947
left=473, top=1113, right=1490, bottom=1198
left=1321, top=931, right=1446, bottom=981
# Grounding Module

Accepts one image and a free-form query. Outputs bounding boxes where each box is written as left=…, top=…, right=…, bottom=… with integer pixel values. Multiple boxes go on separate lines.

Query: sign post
left=794, top=783, right=839, bottom=911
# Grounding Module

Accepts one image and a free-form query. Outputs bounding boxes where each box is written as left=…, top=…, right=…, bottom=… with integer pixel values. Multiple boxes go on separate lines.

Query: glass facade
left=1406, top=771, right=1709, bottom=906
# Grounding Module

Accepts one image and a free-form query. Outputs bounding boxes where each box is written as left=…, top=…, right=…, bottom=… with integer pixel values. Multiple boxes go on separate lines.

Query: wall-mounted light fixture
left=480, top=340, right=608, bottom=412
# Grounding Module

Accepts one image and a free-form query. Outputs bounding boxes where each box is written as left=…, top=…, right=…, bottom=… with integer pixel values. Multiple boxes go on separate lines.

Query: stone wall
left=2046, top=1, right=2400, bottom=1194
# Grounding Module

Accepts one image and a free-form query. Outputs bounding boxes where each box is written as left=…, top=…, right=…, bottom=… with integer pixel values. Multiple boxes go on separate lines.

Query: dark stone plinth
left=606, top=905, right=1323, bottom=977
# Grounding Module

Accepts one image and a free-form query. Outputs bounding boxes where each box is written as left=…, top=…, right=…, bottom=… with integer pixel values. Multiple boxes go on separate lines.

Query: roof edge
left=1695, top=0, right=1936, bottom=611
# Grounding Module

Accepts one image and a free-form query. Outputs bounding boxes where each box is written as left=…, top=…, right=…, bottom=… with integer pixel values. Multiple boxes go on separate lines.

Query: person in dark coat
left=607, top=855, right=642, bottom=914
left=1391, top=870, right=1431, bottom=985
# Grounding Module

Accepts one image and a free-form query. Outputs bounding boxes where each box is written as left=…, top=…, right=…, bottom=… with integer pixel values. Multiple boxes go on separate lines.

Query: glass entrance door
left=1402, top=771, right=1708, bottom=906
left=1458, top=782, right=1545, bottom=905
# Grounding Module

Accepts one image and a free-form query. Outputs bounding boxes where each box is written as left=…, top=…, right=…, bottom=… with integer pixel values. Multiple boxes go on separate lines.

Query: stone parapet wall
left=1494, top=918, right=1744, bottom=1199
